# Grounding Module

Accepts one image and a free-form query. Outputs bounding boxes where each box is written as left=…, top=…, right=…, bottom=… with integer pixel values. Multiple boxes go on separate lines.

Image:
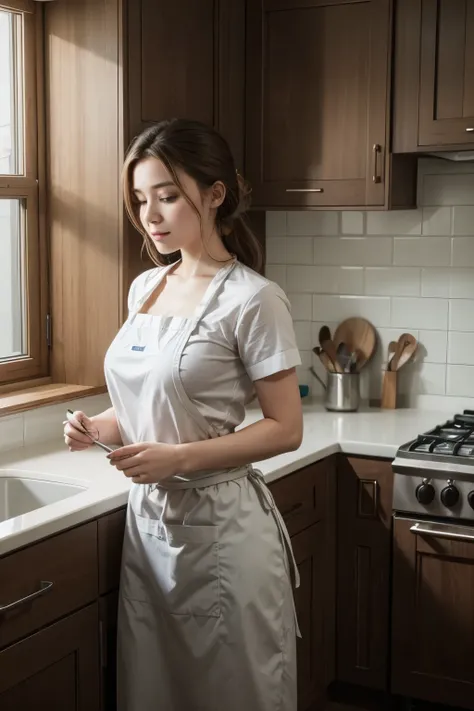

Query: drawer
left=0, top=522, right=98, bottom=649
left=98, top=508, right=126, bottom=595
left=270, top=458, right=333, bottom=537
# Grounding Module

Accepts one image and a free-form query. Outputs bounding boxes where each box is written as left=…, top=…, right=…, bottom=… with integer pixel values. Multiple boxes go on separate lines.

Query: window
left=0, top=1, right=47, bottom=385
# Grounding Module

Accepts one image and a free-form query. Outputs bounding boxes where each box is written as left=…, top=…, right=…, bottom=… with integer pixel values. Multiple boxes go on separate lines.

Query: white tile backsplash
left=265, top=159, right=474, bottom=402
left=393, top=237, right=451, bottom=267
left=452, top=207, right=474, bottom=235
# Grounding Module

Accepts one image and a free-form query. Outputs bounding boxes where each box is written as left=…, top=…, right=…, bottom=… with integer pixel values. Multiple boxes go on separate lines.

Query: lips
left=150, top=231, right=170, bottom=240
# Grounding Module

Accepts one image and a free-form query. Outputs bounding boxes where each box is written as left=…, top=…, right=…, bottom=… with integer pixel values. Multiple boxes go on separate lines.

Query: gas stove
left=392, top=410, right=474, bottom=521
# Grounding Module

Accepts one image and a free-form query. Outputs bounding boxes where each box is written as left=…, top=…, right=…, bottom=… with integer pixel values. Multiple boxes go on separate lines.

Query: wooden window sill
left=0, top=381, right=107, bottom=417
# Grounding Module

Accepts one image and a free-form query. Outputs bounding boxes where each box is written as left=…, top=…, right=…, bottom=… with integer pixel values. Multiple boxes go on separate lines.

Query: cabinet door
left=127, top=0, right=245, bottom=169
left=336, top=456, right=393, bottom=690
left=0, top=603, right=100, bottom=711
left=293, top=523, right=326, bottom=711
left=245, top=0, right=391, bottom=208
left=392, top=517, right=474, bottom=709
left=419, top=0, right=474, bottom=147
left=99, top=592, right=119, bottom=711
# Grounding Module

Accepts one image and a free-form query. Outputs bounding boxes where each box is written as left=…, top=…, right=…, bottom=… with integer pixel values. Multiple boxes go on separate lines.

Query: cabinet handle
left=410, top=522, right=474, bottom=542
left=280, top=502, right=304, bottom=518
left=285, top=188, right=324, bottom=193
left=467, top=128, right=474, bottom=133
left=0, top=580, right=53, bottom=614
left=372, top=144, right=382, bottom=184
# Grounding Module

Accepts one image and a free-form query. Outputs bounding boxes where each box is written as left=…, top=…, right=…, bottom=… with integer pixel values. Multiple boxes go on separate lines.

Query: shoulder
left=228, top=262, right=289, bottom=313
left=127, top=266, right=164, bottom=311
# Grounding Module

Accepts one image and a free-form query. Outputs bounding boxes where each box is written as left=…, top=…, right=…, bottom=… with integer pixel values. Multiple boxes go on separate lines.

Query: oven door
left=391, top=515, right=474, bottom=708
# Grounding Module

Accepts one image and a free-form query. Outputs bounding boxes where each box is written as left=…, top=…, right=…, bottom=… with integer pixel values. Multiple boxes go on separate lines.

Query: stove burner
left=408, top=410, right=474, bottom=457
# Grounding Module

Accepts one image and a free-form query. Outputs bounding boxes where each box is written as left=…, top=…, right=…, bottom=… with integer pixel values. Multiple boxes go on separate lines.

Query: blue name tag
left=131, top=345, right=146, bottom=352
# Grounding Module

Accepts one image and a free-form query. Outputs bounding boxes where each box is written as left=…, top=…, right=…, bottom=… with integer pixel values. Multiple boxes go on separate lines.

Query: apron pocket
left=133, top=513, right=221, bottom=618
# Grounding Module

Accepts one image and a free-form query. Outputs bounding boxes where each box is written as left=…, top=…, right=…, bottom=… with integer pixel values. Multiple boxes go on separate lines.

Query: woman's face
left=132, top=157, right=221, bottom=256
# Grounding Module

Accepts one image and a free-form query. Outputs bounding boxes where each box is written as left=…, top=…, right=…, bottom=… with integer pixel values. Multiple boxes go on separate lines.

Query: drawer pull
left=372, top=143, right=382, bottom=183
left=410, top=522, right=474, bottom=542
left=466, top=127, right=474, bottom=133
left=285, top=188, right=323, bottom=193
left=0, top=580, right=54, bottom=614
left=280, top=502, right=304, bottom=518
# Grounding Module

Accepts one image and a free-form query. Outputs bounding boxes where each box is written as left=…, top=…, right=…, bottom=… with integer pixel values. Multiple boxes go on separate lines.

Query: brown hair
left=122, top=119, right=263, bottom=272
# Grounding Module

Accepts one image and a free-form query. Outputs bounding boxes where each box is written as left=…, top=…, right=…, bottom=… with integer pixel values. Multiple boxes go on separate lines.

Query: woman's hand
left=107, top=442, right=181, bottom=484
left=63, top=411, right=98, bottom=451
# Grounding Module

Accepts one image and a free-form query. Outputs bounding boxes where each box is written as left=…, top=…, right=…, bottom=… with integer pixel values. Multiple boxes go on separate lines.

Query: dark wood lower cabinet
left=392, top=516, right=474, bottom=709
left=99, top=592, right=119, bottom=711
left=293, top=523, right=326, bottom=711
left=336, top=456, right=393, bottom=691
left=0, top=603, right=100, bottom=711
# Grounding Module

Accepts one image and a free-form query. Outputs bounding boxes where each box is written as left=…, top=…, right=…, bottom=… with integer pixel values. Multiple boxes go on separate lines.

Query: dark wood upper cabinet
left=245, top=0, right=417, bottom=209
left=336, top=456, right=393, bottom=691
left=393, top=0, right=474, bottom=152
left=127, top=0, right=245, bottom=170
left=392, top=517, right=474, bottom=709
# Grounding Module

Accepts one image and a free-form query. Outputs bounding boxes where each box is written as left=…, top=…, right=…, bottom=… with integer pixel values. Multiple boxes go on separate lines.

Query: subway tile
left=399, top=363, right=447, bottom=396
left=391, top=297, right=448, bottom=330
left=422, top=207, right=452, bottom=235
left=452, top=237, right=474, bottom=267
left=287, top=265, right=364, bottom=294
left=366, top=209, right=423, bottom=235
left=314, top=237, right=392, bottom=266
left=448, top=332, right=474, bottom=366
left=293, top=321, right=313, bottom=351
left=449, top=269, right=474, bottom=298
left=449, top=299, right=474, bottom=331
left=265, top=237, right=287, bottom=264
left=341, top=211, right=364, bottom=235
left=285, top=237, right=313, bottom=264
left=296, top=350, right=313, bottom=390
left=287, top=293, right=312, bottom=321
left=393, top=237, right=451, bottom=267
left=312, top=295, right=390, bottom=326
left=423, top=173, right=474, bottom=206
left=421, top=268, right=451, bottom=298
left=447, top=365, right=474, bottom=398
left=452, top=206, right=474, bottom=235
left=265, top=265, right=287, bottom=291
left=266, top=211, right=287, bottom=236
left=0, top=414, right=24, bottom=453
left=287, top=211, right=339, bottom=236
left=365, top=267, right=421, bottom=296
left=419, top=330, right=448, bottom=364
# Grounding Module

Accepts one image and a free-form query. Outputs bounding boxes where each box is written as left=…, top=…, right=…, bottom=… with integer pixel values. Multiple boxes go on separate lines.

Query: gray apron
left=109, top=262, right=300, bottom=711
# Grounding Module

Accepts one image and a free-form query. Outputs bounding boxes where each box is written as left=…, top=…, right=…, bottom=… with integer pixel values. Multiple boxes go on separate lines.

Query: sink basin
left=0, top=475, right=87, bottom=523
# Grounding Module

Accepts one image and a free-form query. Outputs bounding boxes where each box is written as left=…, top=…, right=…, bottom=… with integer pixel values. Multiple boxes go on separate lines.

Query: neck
left=177, top=229, right=233, bottom=278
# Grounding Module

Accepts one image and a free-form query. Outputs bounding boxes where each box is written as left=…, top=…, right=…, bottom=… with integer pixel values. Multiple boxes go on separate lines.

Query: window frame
left=0, top=0, right=48, bottom=385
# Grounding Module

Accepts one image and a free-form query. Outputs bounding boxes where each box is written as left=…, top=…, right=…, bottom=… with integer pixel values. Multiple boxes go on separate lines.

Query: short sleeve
left=127, top=268, right=160, bottom=316
left=236, top=283, right=301, bottom=381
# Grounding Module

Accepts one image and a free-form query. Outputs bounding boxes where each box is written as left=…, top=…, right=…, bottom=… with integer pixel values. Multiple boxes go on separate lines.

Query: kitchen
left=1, top=0, right=474, bottom=710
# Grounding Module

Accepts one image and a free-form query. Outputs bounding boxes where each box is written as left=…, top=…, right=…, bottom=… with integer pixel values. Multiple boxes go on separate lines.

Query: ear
left=209, top=181, right=226, bottom=209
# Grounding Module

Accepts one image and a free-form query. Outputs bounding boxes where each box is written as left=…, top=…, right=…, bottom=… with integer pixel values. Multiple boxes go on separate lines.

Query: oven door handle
left=410, top=521, right=474, bottom=542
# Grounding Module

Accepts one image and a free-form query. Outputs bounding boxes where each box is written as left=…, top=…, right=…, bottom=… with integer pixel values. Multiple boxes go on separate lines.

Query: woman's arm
left=176, top=369, right=303, bottom=474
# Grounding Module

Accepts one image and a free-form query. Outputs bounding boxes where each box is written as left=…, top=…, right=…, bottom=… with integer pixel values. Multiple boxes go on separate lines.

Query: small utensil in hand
left=65, top=409, right=114, bottom=454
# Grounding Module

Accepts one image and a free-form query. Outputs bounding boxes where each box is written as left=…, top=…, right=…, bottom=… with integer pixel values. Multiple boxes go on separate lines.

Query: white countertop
left=0, top=401, right=448, bottom=556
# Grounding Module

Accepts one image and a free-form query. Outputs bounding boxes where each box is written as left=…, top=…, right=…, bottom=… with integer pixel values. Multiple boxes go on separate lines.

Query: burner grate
left=408, top=410, right=474, bottom=457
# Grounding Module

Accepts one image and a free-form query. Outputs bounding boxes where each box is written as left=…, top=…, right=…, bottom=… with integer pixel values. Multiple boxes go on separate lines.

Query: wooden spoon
left=394, top=335, right=418, bottom=370
left=318, top=326, right=343, bottom=373
left=333, top=318, right=376, bottom=371
left=312, top=345, right=336, bottom=373
left=390, top=333, right=417, bottom=371
left=387, top=341, right=398, bottom=371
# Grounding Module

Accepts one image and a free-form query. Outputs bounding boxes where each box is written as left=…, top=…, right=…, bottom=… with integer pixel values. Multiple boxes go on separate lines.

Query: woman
left=64, top=119, right=303, bottom=711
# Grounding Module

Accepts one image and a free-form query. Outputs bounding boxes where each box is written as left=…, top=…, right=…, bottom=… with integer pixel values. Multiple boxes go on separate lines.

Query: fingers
left=63, top=410, right=95, bottom=450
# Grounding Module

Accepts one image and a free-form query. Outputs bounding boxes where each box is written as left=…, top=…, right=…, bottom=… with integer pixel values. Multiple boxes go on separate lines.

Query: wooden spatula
left=390, top=333, right=417, bottom=371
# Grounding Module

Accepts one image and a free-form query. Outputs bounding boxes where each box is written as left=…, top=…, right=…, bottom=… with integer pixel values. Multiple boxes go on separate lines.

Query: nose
left=142, top=199, right=163, bottom=225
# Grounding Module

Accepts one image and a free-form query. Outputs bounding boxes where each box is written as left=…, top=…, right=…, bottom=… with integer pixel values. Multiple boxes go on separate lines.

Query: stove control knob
left=441, top=483, right=459, bottom=508
left=468, top=491, right=474, bottom=510
left=416, top=481, right=435, bottom=505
